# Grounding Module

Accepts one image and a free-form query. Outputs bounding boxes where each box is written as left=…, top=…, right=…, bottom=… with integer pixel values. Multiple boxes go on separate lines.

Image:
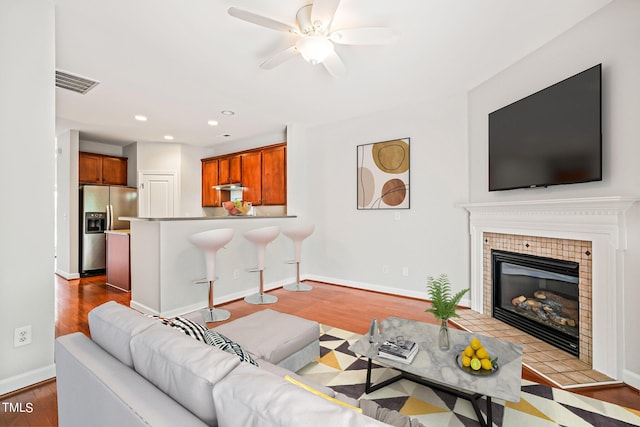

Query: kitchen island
left=122, top=215, right=300, bottom=317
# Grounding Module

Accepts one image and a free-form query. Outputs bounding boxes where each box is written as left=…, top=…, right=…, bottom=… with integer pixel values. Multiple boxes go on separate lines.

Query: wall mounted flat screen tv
left=488, top=64, right=602, bottom=191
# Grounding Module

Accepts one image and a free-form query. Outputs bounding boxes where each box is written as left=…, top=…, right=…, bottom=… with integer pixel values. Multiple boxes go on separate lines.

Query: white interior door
left=139, top=171, right=176, bottom=217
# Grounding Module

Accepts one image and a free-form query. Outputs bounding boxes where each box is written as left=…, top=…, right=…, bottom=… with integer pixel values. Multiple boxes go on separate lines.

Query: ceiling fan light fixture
left=296, top=36, right=334, bottom=65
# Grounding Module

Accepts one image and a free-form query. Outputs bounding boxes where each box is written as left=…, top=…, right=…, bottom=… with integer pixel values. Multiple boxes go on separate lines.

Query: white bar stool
left=283, top=224, right=315, bottom=292
left=243, top=225, right=280, bottom=305
left=189, top=228, right=234, bottom=322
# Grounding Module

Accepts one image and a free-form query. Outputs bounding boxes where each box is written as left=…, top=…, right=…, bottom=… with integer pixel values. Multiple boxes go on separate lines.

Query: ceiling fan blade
left=260, top=46, right=299, bottom=70
left=329, top=27, right=399, bottom=45
left=228, top=7, right=299, bottom=34
left=310, top=0, right=341, bottom=28
left=322, top=51, right=346, bottom=78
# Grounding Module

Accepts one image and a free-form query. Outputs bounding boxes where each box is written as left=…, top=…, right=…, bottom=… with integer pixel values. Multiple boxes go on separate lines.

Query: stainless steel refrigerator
left=79, top=185, right=138, bottom=276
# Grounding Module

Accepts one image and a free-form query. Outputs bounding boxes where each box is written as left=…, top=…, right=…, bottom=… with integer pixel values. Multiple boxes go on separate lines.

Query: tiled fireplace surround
left=462, top=197, right=638, bottom=382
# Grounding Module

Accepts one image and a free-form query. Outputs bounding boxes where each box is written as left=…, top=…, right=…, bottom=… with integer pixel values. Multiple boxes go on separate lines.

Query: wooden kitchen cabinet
left=102, top=155, right=128, bottom=185
left=202, top=158, right=220, bottom=207
left=241, top=151, right=262, bottom=205
left=79, top=152, right=128, bottom=186
left=79, top=152, right=103, bottom=184
left=261, top=145, right=286, bottom=205
left=218, top=155, right=242, bottom=184
left=201, top=143, right=287, bottom=207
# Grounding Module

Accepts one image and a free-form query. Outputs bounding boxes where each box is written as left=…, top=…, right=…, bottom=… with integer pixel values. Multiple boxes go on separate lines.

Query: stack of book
left=378, top=340, right=419, bottom=364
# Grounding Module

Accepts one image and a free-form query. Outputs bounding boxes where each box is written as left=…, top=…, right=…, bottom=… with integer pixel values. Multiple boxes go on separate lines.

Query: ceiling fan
left=228, top=0, right=398, bottom=78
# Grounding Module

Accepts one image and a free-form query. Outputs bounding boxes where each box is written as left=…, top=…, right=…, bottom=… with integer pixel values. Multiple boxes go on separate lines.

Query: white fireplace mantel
left=460, top=196, right=640, bottom=380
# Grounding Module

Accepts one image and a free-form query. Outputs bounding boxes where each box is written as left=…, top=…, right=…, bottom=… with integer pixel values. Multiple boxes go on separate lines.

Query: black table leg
left=365, top=359, right=494, bottom=426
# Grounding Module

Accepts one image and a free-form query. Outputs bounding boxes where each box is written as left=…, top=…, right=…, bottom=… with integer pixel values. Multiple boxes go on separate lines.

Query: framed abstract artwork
left=357, top=138, right=410, bottom=210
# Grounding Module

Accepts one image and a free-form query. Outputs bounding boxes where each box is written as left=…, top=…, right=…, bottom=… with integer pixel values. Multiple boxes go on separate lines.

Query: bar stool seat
left=189, top=228, right=234, bottom=322
left=283, top=224, right=315, bottom=292
left=243, top=225, right=280, bottom=305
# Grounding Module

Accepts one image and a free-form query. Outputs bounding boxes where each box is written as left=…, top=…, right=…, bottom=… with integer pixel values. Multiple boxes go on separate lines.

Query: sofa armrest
left=55, top=333, right=207, bottom=427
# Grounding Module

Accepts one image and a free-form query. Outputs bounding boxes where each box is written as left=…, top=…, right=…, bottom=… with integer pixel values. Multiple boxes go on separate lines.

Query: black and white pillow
left=171, top=316, right=208, bottom=342
left=204, top=329, right=259, bottom=367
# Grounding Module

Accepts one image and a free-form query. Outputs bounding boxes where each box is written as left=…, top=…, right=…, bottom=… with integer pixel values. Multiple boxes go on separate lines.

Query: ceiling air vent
left=55, top=69, right=100, bottom=94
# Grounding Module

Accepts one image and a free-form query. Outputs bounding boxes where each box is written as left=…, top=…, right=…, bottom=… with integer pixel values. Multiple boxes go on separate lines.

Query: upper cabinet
left=202, top=159, right=220, bottom=207
left=79, top=152, right=128, bottom=186
left=201, top=143, right=286, bottom=207
left=241, top=151, right=261, bottom=205
left=218, top=154, right=242, bottom=185
left=261, top=145, right=286, bottom=206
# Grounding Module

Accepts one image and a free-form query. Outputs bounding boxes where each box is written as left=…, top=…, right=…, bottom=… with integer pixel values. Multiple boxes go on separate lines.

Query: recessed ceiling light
left=134, top=115, right=147, bottom=122
left=163, top=135, right=174, bottom=140
left=207, top=120, right=219, bottom=126
left=223, top=134, right=232, bottom=137
left=221, top=110, right=235, bottom=116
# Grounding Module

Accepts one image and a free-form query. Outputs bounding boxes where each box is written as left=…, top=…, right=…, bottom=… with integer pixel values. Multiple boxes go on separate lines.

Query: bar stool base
left=283, top=282, right=313, bottom=291
left=200, top=308, right=231, bottom=323
left=244, top=293, right=278, bottom=305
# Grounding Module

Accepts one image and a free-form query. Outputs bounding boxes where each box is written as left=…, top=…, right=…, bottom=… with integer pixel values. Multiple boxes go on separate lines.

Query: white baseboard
left=130, top=276, right=296, bottom=318
left=55, top=269, right=80, bottom=280
left=623, top=368, right=640, bottom=391
left=0, top=364, right=56, bottom=396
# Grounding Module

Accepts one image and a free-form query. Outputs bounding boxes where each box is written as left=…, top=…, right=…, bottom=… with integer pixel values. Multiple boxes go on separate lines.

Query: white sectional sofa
left=55, top=302, right=423, bottom=426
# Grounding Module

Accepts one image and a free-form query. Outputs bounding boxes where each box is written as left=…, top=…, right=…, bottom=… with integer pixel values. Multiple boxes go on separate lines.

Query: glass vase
left=439, top=319, right=450, bottom=351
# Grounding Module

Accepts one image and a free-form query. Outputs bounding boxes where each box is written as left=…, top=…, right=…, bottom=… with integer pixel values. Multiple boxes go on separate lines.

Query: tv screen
left=488, top=64, right=602, bottom=191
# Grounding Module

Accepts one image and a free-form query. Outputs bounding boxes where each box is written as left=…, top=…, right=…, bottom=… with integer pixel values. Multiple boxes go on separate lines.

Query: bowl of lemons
left=456, top=337, right=499, bottom=376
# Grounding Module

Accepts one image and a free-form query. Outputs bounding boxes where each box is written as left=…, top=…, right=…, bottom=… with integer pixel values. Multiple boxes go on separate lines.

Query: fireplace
left=492, top=250, right=579, bottom=356
left=463, top=197, right=639, bottom=378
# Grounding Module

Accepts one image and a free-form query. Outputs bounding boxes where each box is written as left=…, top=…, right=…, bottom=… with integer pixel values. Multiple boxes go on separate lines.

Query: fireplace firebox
left=492, top=250, right=580, bottom=356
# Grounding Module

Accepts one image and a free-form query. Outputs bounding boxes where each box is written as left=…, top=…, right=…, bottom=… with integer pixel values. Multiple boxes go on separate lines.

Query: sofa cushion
left=203, top=329, right=259, bottom=366
left=257, top=359, right=336, bottom=398
left=284, top=375, right=362, bottom=412
left=213, top=309, right=319, bottom=364
left=88, top=301, right=157, bottom=367
left=130, top=323, right=241, bottom=425
left=212, top=363, right=389, bottom=427
left=171, top=316, right=208, bottom=342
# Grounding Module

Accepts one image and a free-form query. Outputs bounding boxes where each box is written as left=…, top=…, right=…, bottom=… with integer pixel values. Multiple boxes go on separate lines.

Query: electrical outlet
left=14, top=326, right=32, bottom=347
left=233, top=269, right=240, bottom=279
left=382, top=264, right=389, bottom=274
left=402, top=266, right=409, bottom=277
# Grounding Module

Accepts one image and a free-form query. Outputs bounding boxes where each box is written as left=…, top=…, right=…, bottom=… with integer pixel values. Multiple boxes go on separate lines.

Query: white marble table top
left=348, top=317, right=523, bottom=403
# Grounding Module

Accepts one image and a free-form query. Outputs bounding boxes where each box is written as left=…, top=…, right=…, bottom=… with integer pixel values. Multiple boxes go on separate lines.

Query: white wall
left=0, top=0, right=56, bottom=394
left=55, top=130, right=80, bottom=279
left=79, top=140, right=123, bottom=157
left=294, top=95, right=470, bottom=300
left=467, top=0, right=640, bottom=388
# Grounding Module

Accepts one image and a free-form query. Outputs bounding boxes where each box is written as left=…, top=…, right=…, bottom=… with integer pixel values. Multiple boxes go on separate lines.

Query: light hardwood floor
left=0, top=275, right=638, bottom=426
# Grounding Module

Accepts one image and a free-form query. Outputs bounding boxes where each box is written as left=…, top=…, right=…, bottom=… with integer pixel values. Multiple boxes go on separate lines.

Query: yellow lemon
left=470, top=337, right=481, bottom=351
left=461, top=355, right=471, bottom=367
left=476, top=347, right=488, bottom=360
left=470, top=358, right=481, bottom=371
left=464, top=346, right=475, bottom=358
left=481, top=358, right=493, bottom=370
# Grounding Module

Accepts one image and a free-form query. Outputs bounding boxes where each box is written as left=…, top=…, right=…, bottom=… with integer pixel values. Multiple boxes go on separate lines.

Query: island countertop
left=121, top=215, right=296, bottom=222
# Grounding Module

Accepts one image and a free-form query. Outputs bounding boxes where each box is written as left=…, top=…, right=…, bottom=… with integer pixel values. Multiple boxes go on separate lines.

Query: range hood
left=213, top=183, right=244, bottom=191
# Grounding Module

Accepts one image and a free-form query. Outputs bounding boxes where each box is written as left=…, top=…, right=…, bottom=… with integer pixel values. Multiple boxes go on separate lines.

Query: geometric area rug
left=297, top=325, right=640, bottom=427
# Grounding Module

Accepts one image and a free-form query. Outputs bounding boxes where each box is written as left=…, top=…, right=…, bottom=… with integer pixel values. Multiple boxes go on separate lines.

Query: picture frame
left=357, top=138, right=410, bottom=210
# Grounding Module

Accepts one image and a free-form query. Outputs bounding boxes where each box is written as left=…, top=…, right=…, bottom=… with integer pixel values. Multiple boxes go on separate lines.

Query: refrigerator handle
left=106, top=205, right=111, bottom=231
left=110, top=204, right=114, bottom=230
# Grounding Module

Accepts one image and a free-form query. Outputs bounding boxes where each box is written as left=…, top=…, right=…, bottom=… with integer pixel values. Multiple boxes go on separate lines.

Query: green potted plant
left=425, top=274, right=470, bottom=350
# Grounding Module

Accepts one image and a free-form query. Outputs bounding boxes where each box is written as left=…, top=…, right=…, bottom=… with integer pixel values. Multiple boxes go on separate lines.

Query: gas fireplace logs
left=511, top=290, right=578, bottom=328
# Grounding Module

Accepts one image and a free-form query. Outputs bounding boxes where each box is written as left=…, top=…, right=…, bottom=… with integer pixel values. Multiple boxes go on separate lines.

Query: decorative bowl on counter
left=223, top=200, right=252, bottom=216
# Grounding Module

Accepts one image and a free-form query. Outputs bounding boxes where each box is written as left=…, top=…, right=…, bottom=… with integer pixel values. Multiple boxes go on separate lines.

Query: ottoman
left=213, top=309, right=320, bottom=372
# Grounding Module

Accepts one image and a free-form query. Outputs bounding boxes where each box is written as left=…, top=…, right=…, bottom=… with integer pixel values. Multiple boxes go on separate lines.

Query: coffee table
left=348, top=317, right=523, bottom=427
